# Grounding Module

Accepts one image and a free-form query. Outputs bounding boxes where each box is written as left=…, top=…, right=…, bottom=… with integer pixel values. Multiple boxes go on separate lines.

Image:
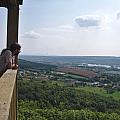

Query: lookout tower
left=0, top=0, right=23, bottom=48
left=0, top=0, right=23, bottom=120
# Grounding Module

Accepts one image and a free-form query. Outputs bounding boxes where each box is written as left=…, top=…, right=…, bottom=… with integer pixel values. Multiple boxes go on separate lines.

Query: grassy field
left=51, top=80, right=120, bottom=100
left=63, top=73, right=88, bottom=80
left=51, top=80, right=66, bottom=86
left=76, top=86, right=120, bottom=100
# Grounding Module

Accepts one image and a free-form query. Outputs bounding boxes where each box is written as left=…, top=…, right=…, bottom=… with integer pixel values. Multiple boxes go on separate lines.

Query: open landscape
left=18, top=56, right=120, bottom=119
left=1, top=0, right=120, bottom=119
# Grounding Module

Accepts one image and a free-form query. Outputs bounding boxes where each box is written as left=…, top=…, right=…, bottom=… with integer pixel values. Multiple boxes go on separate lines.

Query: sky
left=1, top=0, right=120, bottom=56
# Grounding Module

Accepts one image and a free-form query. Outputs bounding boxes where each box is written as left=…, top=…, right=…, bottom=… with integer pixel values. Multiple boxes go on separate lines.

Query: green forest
left=18, top=78, right=120, bottom=120
left=18, top=59, right=120, bottom=119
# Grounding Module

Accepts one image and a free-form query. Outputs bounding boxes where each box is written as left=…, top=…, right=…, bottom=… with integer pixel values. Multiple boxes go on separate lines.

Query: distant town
left=18, top=57, right=120, bottom=94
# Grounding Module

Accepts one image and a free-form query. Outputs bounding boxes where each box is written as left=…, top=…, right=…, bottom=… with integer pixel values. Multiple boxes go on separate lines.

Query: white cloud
left=21, top=31, right=42, bottom=39
left=41, top=25, right=74, bottom=32
left=74, top=15, right=110, bottom=30
left=58, top=25, right=74, bottom=30
left=74, top=15, right=101, bottom=28
left=116, top=11, right=120, bottom=20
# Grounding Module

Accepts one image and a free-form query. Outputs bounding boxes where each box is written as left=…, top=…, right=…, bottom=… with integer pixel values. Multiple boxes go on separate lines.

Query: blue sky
left=1, top=0, right=120, bottom=56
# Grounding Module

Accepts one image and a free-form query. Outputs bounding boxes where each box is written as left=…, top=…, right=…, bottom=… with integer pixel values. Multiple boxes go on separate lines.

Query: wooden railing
left=0, top=70, right=17, bottom=120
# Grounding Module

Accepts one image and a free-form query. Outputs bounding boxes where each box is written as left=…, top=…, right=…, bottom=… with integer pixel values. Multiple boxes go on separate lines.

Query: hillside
left=20, top=55, right=120, bottom=66
left=18, top=59, right=120, bottom=120
left=19, top=59, right=57, bottom=71
left=58, top=67, right=97, bottom=78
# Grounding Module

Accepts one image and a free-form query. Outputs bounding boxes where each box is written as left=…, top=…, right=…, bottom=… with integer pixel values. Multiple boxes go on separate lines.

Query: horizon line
left=19, top=54, right=120, bottom=57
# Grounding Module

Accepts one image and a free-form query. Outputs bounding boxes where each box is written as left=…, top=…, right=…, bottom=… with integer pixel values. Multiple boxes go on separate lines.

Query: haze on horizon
left=1, top=0, right=120, bottom=56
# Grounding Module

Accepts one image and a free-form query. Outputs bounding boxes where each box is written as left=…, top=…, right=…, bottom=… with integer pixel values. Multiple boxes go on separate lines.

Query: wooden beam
left=0, top=0, right=23, bottom=7
left=9, top=0, right=17, bottom=6
left=7, top=5, right=19, bottom=48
